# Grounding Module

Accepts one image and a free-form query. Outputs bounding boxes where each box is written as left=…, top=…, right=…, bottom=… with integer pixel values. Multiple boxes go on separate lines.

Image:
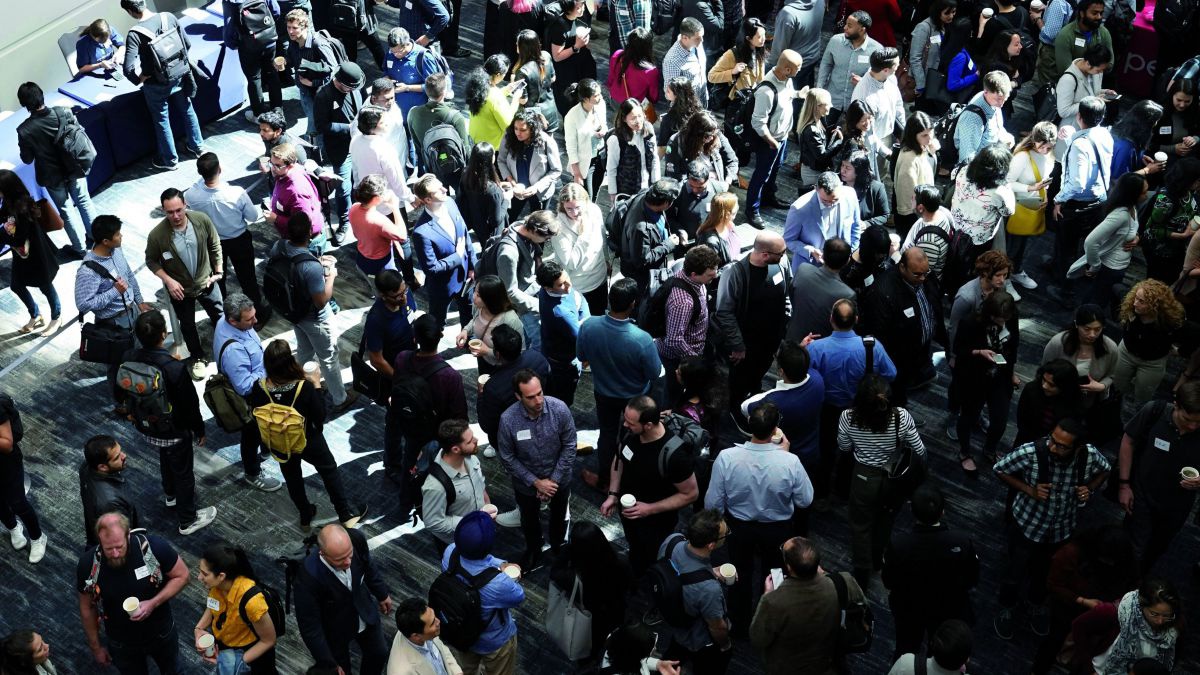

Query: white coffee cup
left=719, top=563, right=737, bottom=586
left=478, top=374, right=491, bottom=387
left=303, top=361, right=319, bottom=376
left=197, top=632, right=215, bottom=657
left=258, top=156, right=270, bottom=172
left=1031, top=0, right=1045, bottom=9
left=982, top=7, right=994, bottom=17
left=482, top=504, right=499, bottom=517
left=1155, top=152, right=1169, bottom=163
left=1181, top=466, right=1199, bottom=480
left=503, top=564, right=522, bottom=580
left=122, top=597, right=140, bottom=616
left=620, top=494, right=636, bottom=509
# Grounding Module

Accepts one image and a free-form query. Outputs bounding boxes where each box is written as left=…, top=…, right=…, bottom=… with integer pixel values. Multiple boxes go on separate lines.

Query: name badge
left=405, top=0, right=413, bottom=8
left=903, top=307, right=915, bottom=318
left=930, top=34, right=942, bottom=44
left=1160, top=126, right=1172, bottom=135
left=162, top=251, right=174, bottom=261
left=705, top=201, right=711, bottom=212
left=517, top=429, right=532, bottom=441
left=772, top=271, right=784, bottom=285
left=386, top=59, right=394, bottom=70
left=206, top=597, right=221, bottom=611
left=864, top=274, right=875, bottom=287
left=857, top=54, right=870, bottom=64
left=134, top=565, right=150, bottom=580
left=621, top=446, right=634, bottom=461
left=1074, top=37, right=1086, bottom=47
left=1154, top=437, right=1171, bottom=451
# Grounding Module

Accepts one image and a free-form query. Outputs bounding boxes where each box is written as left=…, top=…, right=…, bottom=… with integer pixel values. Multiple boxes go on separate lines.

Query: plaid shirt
left=610, top=0, right=651, bottom=50
left=656, top=270, right=709, bottom=361
left=994, top=441, right=1111, bottom=544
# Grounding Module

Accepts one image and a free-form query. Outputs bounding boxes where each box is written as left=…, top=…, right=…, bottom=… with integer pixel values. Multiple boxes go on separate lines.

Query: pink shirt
left=349, top=203, right=406, bottom=260
left=606, top=51, right=660, bottom=105
left=270, top=165, right=324, bottom=238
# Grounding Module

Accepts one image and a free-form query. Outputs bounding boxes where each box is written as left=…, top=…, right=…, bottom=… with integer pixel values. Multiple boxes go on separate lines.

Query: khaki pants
left=451, top=634, right=518, bottom=675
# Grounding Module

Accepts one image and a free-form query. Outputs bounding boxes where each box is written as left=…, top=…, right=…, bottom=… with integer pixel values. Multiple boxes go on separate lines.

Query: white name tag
left=517, top=429, right=532, bottom=441
left=930, top=34, right=942, bottom=44
left=1074, top=37, right=1086, bottom=47
left=857, top=54, right=870, bottom=64
left=864, top=274, right=875, bottom=287
left=1160, top=126, right=1172, bottom=135
left=162, top=251, right=174, bottom=261
left=903, top=307, right=915, bottom=318
left=772, top=271, right=784, bottom=285
left=1154, top=437, right=1171, bottom=451
left=621, top=446, right=634, bottom=461
left=386, top=60, right=394, bottom=69
left=134, top=566, right=150, bottom=580
left=206, top=597, right=221, bottom=611
left=405, top=0, right=413, bottom=8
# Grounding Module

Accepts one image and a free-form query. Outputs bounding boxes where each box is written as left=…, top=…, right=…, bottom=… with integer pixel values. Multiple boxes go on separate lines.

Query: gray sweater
left=495, top=229, right=542, bottom=315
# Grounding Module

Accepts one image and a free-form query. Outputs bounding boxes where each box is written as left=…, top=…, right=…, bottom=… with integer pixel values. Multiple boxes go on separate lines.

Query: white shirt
left=319, top=556, right=367, bottom=633
left=350, top=132, right=413, bottom=213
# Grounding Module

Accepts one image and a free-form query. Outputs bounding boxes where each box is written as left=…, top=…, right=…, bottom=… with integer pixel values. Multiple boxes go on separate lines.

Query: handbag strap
left=568, top=573, right=583, bottom=607
left=1027, top=151, right=1045, bottom=199
left=621, top=69, right=631, bottom=101
left=83, top=259, right=133, bottom=322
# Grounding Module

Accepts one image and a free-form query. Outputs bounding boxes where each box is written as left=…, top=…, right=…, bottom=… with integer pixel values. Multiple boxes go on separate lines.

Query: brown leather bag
left=37, top=199, right=64, bottom=232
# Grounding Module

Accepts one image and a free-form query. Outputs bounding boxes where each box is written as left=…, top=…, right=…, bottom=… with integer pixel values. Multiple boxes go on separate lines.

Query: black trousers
left=623, top=514, right=678, bottom=577
left=662, top=636, right=733, bottom=675
left=726, top=517, right=792, bottom=632
left=514, top=484, right=570, bottom=558
left=1052, top=200, right=1103, bottom=284
left=999, top=522, right=1061, bottom=608
left=1125, top=495, right=1191, bottom=575
left=594, top=393, right=626, bottom=491
left=237, top=44, right=282, bottom=115
left=817, top=403, right=851, bottom=499
left=331, top=622, right=389, bottom=675
left=330, top=27, right=386, bottom=68
left=218, top=232, right=263, bottom=306
left=545, top=356, right=580, bottom=407
left=728, top=341, right=777, bottom=407
left=581, top=281, right=608, bottom=317
left=439, top=0, right=465, bottom=53
left=238, top=413, right=265, bottom=479
left=0, top=450, right=41, bottom=539
left=278, top=437, right=355, bottom=523
left=957, top=376, right=1013, bottom=458
left=108, top=618, right=180, bottom=675
left=157, top=435, right=198, bottom=527
left=170, top=285, right=223, bottom=362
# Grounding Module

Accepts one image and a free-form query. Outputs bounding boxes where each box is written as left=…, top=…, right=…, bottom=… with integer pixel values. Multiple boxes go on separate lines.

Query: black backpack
left=910, top=219, right=971, bottom=290
left=129, top=13, right=191, bottom=83
left=477, top=226, right=520, bottom=279
left=388, top=354, right=450, bottom=443
left=315, top=29, right=350, bottom=65
left=1155, top=0, right=1198, bottom=42
left=52, top=108, right=96, bottom=176
left=933, top=102, right=986, bottom=170
left=650, top=0, right=682, bottom=34
left=238, top=583, right=288, bottom=638
left=0, top=392, right=23, bottom=444
left=262, top=250, right=318, bottom=323
left=411, top=444, right=456, bottom=521
left=659, top=413, right=710, bottom=465
left=724, top=81, right=779, bottom=162
left=429, top=550, right=503, bottom=650
left=275, top=533, right=318, bottom=613
left=421, top=123, right=467, bottom=188
left=605, top=190, right=642, bottom=257
left=639, top=277, right=700, bottom=339
left=829, top=572, right=874, bottom=654
left=237, top=0, right=278, bottom=48
left=639, top=533, right=714, bottom=627
left=328, top=0, right=364, bottom=32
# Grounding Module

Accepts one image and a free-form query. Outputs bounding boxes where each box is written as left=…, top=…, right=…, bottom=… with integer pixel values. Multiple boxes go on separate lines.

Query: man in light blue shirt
left=185, top=152, right=264, bottom=314
left=440, top=512, right=525, bottom=671
left=783, top=172, right=861, bottom=270
left=953, top=71, right=1016, bottom=167
left=1052, top=96, right=1113, bottom=284
left=705, top=401, right=812, bottom=633
left=212, top=293, right=281, bottom=493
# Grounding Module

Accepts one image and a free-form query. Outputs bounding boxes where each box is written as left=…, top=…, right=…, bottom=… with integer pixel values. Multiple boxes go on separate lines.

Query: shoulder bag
left=545, top=573, right=592, bottom=660
left=621, top=67, right=657, bottom=123
left=79, top=261, right=137, bottom=364
left=1007, top=151, right=1047, bottom=236
left=880, top=410, right=927, bottom=511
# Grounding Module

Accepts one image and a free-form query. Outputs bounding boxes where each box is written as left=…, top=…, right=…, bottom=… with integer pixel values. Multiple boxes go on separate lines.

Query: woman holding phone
left=952, top=290, right=1020, bottom=475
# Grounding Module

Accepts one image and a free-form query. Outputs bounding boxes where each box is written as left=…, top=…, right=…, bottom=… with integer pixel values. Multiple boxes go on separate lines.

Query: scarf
left=1099, top=591, right=1177, bottom=675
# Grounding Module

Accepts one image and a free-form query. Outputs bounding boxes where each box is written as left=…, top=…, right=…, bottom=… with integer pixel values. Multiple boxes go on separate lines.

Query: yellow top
left=470, top=86, right=518, bottom=151
left=207, top=576, right=268, bottom=648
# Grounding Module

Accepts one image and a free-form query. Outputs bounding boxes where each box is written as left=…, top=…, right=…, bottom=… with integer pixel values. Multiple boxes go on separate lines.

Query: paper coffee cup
left=258, top=156, right=270, bottom=171
left=478, top=374, right=491, bottom=387
left=503, top=564, right=521, bottom=579
left=982, top=7, right=994, bottom=17
left=620, top=494, right=636, bottom=508
left=1155, top=152, right=1169, bottom=163
left=482, top=504, right=499, bottom=516
left=122, top=597, right=140, bottom=615
left=1181, top=466, right=1199, bottom=480
left=273, top=56, right=286, bottom=68
left=719, top=563, right=737, bottom=585
left=772, top=430, right=784, bottom=444
left=303, top=361, right=319, bottom=375
left=468, top=338, right=483, bottom=351
left=197, top=632, right=215, bottom=657
left=1031, top=0, right=1045, bottom=8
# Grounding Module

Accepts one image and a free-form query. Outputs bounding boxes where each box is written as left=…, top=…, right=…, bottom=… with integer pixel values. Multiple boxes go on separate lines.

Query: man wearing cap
left=315, top=61, right=366, bottom=245
left=293, top=524, right=393, bottom=675
left=440, top=512, right=526, bottom=675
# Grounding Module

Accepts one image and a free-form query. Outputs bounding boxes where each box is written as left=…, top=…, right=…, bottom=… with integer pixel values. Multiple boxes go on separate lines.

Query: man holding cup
left=421, top=419, right=495, bottom=557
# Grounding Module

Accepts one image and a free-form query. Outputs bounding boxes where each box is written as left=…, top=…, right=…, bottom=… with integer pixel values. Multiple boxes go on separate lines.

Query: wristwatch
left=607, top=490, right=619, bottom=497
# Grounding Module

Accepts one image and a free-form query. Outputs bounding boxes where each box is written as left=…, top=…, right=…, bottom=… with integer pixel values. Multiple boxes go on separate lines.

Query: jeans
left=141, top=79, right=203, bottom=166
left=238, top=411, right=264, bottom=479
left=332, top=154, right=353, bottom=227
left=237, top=44, right=283, bottom=115
left=298, top=86, right=317, bottom=137
left=382, top=420, right=432, bottom=512
left=514, top=483, right=570, bottom=559
left=746, top=137, right=787, bottom=214
left=216, top=647, right=250, bottom=675
left=1112, top=343, right=1169, bottom=413
left=159, top=436, right=199, bottom=527
left=278, top=437, right=355, bottom=523
left=1052, top=200, right=1103, bottom=283
left=108, top=619, right=180, bottom=675
left=46, top=176, right=98, bottom=250
left=294, top=315, right=347, bottom=405
left=728, top=340, right=776, bottom=406
left=545, top=357, right=580, bottom=407
left=623, top=513, right=678, bottom=577
left=519, top=311, right=542, bottom=353
left=170, top=284, right=223, bottom=362
left=1079, top=265, right=1128, bottom=314
left=581, top=280, right=608, bottom=317
left=219, top=232, right=263, bottom=306
left=11, top=282, right=61, bottom=321
left=0, top=450, right=42, bottom=540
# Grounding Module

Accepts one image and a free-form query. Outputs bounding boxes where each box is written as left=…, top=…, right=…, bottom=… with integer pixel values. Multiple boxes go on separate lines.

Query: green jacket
left=407, top=101, right=471, bottom=157
left=145, top=211, right=223, bottom=298
left=1052, top=22, right=1112, bottom=81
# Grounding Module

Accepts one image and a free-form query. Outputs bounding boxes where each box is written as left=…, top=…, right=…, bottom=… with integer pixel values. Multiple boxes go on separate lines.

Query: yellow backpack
left=253, top=380, right=307, bottom=462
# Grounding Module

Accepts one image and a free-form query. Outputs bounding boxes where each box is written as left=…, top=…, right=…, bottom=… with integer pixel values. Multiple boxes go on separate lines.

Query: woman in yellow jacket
left=707, top=18, right=768, bottom=107
left=193, top=543, right=278, bottom=674
left=465, top=54, right=527, bottom=150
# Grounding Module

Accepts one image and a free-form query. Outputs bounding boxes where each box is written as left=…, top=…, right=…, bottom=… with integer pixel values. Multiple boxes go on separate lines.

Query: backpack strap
left=863, top=336, right=875, bottom=376
left=239, top=585, right=265, bottom=640
left=828, top=571, right=850, bottom=611
left=216, top=339, right=238, bottom=378
left=915, top=644, right=929, bottom=675
left=132, top=531, right=163, bottom=587
left=1034, top=436, right=1050, bottom=487
left=415, top=357, right=451, bottom=381
left=290, top=380, right=305, bottom=407
left=427, top=461, right=457, bottom=513
left=657, top=435, right=685, bottom=479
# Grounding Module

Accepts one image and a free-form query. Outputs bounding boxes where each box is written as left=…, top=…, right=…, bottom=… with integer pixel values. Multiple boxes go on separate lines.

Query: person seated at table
left=75, top=18, right=125, bottom=77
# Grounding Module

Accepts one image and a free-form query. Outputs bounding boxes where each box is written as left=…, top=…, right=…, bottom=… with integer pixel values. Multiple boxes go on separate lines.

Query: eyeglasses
left=1047, top=438, right=1075, bottom=450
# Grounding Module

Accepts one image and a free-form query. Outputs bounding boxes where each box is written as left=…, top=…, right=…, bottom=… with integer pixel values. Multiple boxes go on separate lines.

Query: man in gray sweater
left=772, top=0, right=826, bottom=90
left=495, top=210, right=559, bottom=352
left=746, top=51, right=802, bottom=228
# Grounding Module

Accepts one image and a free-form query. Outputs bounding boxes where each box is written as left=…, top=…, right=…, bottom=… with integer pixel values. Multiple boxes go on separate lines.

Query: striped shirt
left=74, top=249, right=145, bottom=320
left=836, top=408, right=926, bottom=468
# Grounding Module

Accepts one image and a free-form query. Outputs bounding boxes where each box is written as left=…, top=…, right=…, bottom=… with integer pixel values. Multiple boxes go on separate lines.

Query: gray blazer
left=1041, top=330, right=1119, bottom=407
left=786, top=264, right=855, bottom=341
left=498, top=132, right=563, bottom=203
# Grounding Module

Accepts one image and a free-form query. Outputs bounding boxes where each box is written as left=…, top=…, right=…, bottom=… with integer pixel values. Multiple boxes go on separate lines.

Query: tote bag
left=546, top=574, right=592, bottom=660
left=1007, top=151, right=1047, bottom=236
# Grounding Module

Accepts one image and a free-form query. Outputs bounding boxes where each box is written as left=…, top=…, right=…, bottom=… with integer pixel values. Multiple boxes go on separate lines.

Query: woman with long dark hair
left=840, top=224, right=894, bottom=295
left=0, top=169, right=60, bottom=336
left=953, top=290, right=1020, bottom=473
left=456, top=274, right=524, bottom=373
left=837, top=373, right=926, bottom=586
left=606, top=27, right=659, bottom=106
left=1014, top=358, right=1084, bottom=446
left=663, top=111, right=740, bottom=192
left=497, top=109, right=563, bottom=219
left=1141, top=156, right=1200, bottom=283
left=193, top=542, right=278, bottom=674
left=549, top=521, right=636, bottom=666
left=1154, top=78, right=1200, bottom=162
left=546, top=0, right=597, bottom=117
left=464, top=57, right=524, bottom=150
left=246, top=340, right=362, bottom=529
left=1070, top=172, right=1147, bottom=312
left=1110, top=100, right=1166, bottom=178
left=982, top=29, right=1025, bottom=86
left=498, top=0, right=546, bottom=61
left=707, top=18, right=768, bottom=106
left=656, top=76, right=702, bottom=155
left=894, top=111, right=938, bottom=237
left=512, top=29, right=559, bottom=132
left=604, top=98, right=659, bottom=197
left=673, top=357, right=729, bottom=443
left=0, top=630, right=55, bottom=675
left=562, top=79, right=608, bottom=198
left=457, top=142, right=510, bottom=244
left=911, top=0, right=957, bottom=112
left=839, top=99, right=882, bottom=178
left=838, top=150, right=889, bottom=229
left=1042, top=304, right=1120, bottom=436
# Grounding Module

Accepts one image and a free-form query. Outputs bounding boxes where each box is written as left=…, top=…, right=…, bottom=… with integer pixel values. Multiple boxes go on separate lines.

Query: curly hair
left=665, top=76, right=702, bottom=128
left=502, top=109, right=547, bottom=156
left=1119, top=279, right=1186, bottom=328
left=463, top=67, right=493, bottom=116
left=974, top=250, right=1011, bottom=279
left=965, top=143, right=1012, bottom=189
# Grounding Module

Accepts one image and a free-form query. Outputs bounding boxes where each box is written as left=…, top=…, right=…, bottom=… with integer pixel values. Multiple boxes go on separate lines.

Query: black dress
left=0, top=203, right=59, bottom=289
left=546, top=12, right=598, bottom=117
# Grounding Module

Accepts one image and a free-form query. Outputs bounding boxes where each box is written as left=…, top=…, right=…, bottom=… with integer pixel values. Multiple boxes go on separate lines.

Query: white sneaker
left=28, top=535, right=47, bottom=564
left=495, top=509, right=522, bottom=528
left=482, top=446, right=497, bottom=458
left=1005, top=280, right=1022, bottom=302
left=179, top=506, right=218, bottom=535
left=8, top=524, right=27, bottom=550
left=163, top=495, right=177, bottom=507
left=1011, top=271, right=1038, bottom=290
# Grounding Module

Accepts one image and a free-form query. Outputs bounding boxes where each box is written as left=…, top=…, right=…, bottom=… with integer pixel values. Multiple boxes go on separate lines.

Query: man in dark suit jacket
left=411, top=174, right=477, bottom=328
left=314, top=62, right=365, bottom=241
left=295, top=524, right=393, bottom=675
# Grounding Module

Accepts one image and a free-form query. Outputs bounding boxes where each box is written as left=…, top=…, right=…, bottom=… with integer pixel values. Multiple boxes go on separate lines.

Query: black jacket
left=124, top=347, right=206, bottom=439
left=477, top=350, right=551, bottom=439
left=285, top=29, right=342, bottom=92
left=952, top=311, right=1020, bottom=386
left=618, top=194, right=674, bottom=292
left=79, top=465, right=141, bottom=547
left=860, top=268, right=947, bottom=375
left=882, top=522, right=979, bottom=621
left=293, top=528, right=390, bottom=667
left=314, top=82, right=363, bottom=164
left=17, top=107, right=81, bottom=186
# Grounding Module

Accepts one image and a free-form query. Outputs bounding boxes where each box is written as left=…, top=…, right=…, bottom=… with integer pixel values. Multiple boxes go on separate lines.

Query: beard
left=106, top=554, right=127, bottom=568
left=1082, top=16, right=1101, bottom=29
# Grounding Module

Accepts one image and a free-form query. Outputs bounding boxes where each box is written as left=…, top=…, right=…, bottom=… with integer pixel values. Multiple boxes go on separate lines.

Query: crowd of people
left=3, top=0, right=1200, bottom=673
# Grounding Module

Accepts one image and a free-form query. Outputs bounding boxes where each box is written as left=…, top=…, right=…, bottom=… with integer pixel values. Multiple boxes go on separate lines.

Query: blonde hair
left=698, top=192, right=739, bottom=235
left=556, top=182, right=592, bottom=234
left=270, top=143, right=298, bottom=165
left=796, top=88, right=832, bottom=135
left=1120, top=279, right=1186, bottom=328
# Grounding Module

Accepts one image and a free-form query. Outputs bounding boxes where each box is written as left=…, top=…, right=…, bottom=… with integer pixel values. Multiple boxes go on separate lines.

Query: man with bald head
left=294, top=524, right=393, bottom=675
left=861, top=247, right=947, bottom=407
left=714, top=231, right=793, bottom=407
left=746, top=50, right=805, bottom=229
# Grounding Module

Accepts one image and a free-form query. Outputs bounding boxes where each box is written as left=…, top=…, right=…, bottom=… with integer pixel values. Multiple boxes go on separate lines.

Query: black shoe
left=762, top=194, right=790, bottom=210
left=445, top=48, right=474, bottom=58
left=748, top=212, right=765, bottom=229
left=521, top=550, right=544, bottom=573
left=342, top=504, right=369, bottom=528
left=152, top=158, right=179, bottom=171
left=300, top=504, right=317, bottom=528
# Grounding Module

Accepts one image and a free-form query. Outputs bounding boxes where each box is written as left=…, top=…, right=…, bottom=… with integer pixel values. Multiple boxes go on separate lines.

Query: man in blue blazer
left=294, top=524, right=393, bottom=675
left=411, top=174, right=477, bottom=327
left=782, top=171, right=862, bottom=272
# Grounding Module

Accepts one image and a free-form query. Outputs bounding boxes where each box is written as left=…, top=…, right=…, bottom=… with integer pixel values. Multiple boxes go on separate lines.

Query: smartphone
left=512, top=79, right=527, bottom=91
left=1078, top=374, right=1091, bottom=386
left=1106, top=92, right=1122, bottom=101
left=992, top=354, right=1007, bottom=365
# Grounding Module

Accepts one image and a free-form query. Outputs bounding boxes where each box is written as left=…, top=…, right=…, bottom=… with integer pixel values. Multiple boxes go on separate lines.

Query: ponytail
left=201, top=542, right=258, bottom=583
